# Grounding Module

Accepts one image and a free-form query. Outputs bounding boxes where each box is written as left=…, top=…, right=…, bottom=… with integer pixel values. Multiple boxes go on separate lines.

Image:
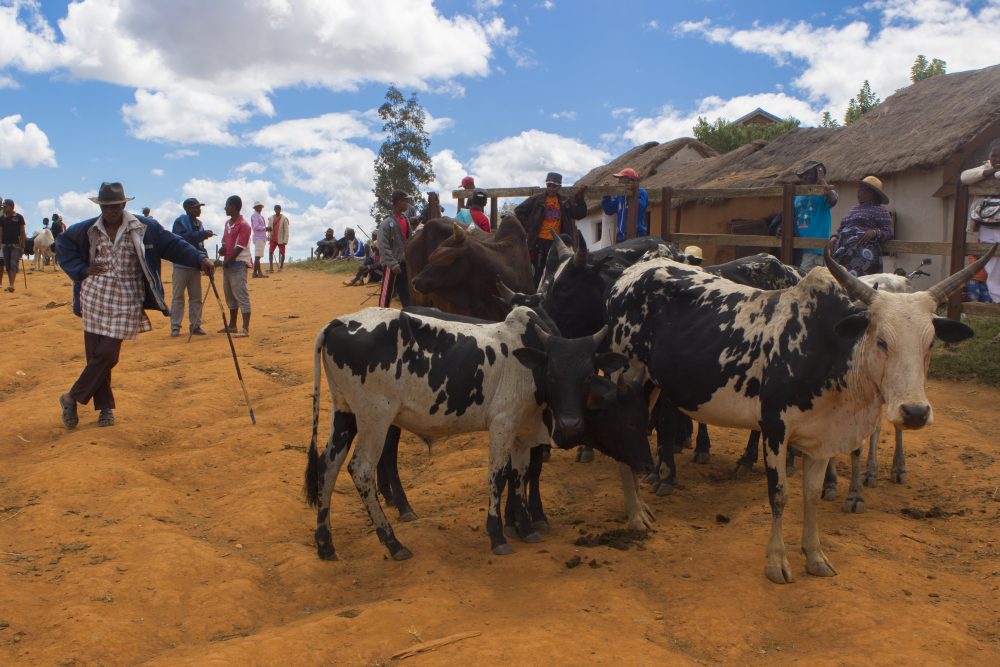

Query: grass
left=291, top=257, right=362, bottom=276
left=929, top=315, right=1000, bottom=386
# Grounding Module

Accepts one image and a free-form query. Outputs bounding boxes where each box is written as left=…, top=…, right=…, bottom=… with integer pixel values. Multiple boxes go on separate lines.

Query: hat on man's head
left=613, top=167, right=640, bottom=181
left=2, top=198, right=13, bottom=207
left=89, top=182, right=134, bottom=205
left=461, top=176, right=475, bottom=188
left=471, top=189, right=488, bottom=207
left=391, top=190, right=411, bottom=203
left=182, top=197, right=205, bottom=210
left=860, top=175, right=889, bottom=204
left=252, top=201, right=264, bottom=209
left=796, top=159, right=825, bottom=177
left=545, top=172, right=563, bottom=186
left=683, top=245, right=704, bottom=261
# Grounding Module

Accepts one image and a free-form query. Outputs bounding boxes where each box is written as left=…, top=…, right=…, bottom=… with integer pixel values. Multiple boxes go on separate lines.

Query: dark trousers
left=531, top=239, right=553, bottom=288
left=378, top=264, right=410, bottom=308
left=69, top=332, right=123, bottom=410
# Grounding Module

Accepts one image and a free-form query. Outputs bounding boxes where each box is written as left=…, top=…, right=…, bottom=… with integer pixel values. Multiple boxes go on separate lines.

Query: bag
left=972, top=198, right=1000, bottom=226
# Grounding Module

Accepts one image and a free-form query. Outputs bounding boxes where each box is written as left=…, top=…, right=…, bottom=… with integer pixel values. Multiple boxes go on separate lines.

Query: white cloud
left=623, top=92, right=821, bottom=144
left=424, top=112, right=455, bottom=135
left=646, top=20, right=660, bottom=31
left=428, top=149, right=469, bottom=211
left=468, top=130, right=610, bottom=187
left=677, top=0, right=1000, bottom=115
left=543, top=1, right=555, bottom=10
left=0, top=114, right=57, bottom=168
left=550, top=111, right=577, bottom=121
left=249, top=112, right=373, bottom=155
left=474, top=0, right=503, bottom=10
left=164, top=148, right=199, bottom=160
left=151, top=168, right=164, bottom=176
left=235, top=162, right=266, bottom=175
left=36, top=190, right=97, bottom=225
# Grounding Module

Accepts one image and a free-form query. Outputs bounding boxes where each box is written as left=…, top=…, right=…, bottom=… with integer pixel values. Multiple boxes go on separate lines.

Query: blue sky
left=2, top=0, right=1000, bottom=259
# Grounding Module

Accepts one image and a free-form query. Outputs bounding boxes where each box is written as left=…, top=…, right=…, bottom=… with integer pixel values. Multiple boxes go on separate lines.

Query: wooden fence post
left=659, top=187, right=672, bottom=241
left=781, top=183, right=795, bottom=264
left=626, top=181, right=639, bottom=240
left=948, top=182, right=969, bottom=320
left=490, top=196, right=498, bottom=231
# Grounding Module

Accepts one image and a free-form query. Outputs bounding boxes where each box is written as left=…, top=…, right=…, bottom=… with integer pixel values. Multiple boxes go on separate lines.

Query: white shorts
left=253, top=240, right=266, bottom=257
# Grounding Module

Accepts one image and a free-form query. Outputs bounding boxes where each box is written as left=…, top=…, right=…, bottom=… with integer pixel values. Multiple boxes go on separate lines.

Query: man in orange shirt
left=514, top=172, right=587, bottom=287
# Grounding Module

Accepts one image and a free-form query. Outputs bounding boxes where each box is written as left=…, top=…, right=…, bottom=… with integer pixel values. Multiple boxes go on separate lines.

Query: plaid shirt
left=80, top=214, right=151, bottom=340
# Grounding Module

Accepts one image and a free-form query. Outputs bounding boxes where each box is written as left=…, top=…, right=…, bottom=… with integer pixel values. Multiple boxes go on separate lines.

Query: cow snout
left=900, top=403, right=930, bottom=428
left=554, top=417, right=585, bottom=441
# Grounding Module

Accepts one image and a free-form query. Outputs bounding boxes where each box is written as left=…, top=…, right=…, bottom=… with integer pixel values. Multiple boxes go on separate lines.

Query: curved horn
left=591, top=325, right=609, bottom=346
left=551, top=232, right=573, bottom=262
left=927, top=243, right=997, bottom=304
left=824, top=245, right=877, bottom=304
left=451, top=223, right=466, bottom=242
left=572, top=240, right=587, bottom=269
left=496, top=278, right=516, bottom=305
left=533, top=321, right=552, bottom=347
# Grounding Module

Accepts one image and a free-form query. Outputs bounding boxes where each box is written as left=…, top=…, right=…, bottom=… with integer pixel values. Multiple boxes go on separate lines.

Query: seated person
left=344, top=232, right=383, bottom=285
left=339, top=227, right=366, bottom=258
left=316, top=228, right=339, bottom=259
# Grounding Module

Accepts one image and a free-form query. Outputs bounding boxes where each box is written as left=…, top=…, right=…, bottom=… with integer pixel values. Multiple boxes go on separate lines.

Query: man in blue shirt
left=601, top=167, right=648, bottom=242
left=170, top=197, right=214, bottom=337
left=794, top=160, right=838, bottom=271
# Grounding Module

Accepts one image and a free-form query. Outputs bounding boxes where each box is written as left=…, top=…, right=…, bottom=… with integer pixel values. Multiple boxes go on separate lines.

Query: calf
left=31, top=228, right=55, bottom=271
left=305, top=305, right=625, bottom=560
left=606, top=246, right=994, bottom=583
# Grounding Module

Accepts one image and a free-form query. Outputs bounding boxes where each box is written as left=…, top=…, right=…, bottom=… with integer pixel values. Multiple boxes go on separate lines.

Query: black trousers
left=531, top=239, right=553, bottom=288
left=379, top=264, right=410, bottom=308
left=69, top=332, right=123, bottom=410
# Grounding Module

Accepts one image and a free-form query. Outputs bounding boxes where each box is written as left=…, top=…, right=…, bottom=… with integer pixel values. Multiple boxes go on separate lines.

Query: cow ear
left=834, top=312, right=869, bottom=339
left=512, top=347, right=547, bottom=369
left=932, top=316, right=974, bottom=343
left=596, top=351, right=628, bottom=375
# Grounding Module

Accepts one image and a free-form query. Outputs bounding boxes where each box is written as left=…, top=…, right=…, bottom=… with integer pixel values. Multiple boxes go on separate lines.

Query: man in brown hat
left=514, top=172, right=588, bottom=287
left=377, top=190, right=413, bottom=307
left=54, top=182, right=215, bottom=428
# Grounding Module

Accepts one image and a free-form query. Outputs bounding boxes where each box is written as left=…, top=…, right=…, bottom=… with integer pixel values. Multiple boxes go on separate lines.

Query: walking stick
left=187, top=281, right=213, bottom=343
left=207, top=272, right=256, bottom=425
left=21, top=256, right=28, bottom=288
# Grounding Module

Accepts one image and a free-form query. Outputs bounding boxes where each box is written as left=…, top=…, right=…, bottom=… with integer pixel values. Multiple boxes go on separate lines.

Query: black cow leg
left=891, top=426, right=906, bottom=484
left=539, top=444, right=551, bottom=463
left=651, top=404, right=678, bottom=496
left=378, top=426, right=417, bottom=521
left=375, top=426, right=398, bottom=503
left=311, top=410, right=357, bottom=561
left=525, top=445, right=549, bottom=530
left=575, top=444, right=595, bottom=463
left=821, top=458, right=839, bottom=501
left=487, top=459, right=512, bottom=555
left=348, top=434, right=411, bottom=562
left=842, top=448, right=865, bottom=512
left=734, top=431, right=761, bottom=476
left=693, top=422, right=711, bottom=464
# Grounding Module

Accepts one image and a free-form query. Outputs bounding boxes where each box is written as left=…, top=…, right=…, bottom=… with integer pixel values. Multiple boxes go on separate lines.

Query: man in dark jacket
left=514, top=172, right=588, bottom=286
left=55, top=182, right=214, bottom=428
left=170, top=197, right=214, bottom=337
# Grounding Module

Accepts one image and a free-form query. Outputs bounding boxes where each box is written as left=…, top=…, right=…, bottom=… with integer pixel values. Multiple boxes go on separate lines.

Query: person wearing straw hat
left=793, top=159, right=839, bottom=272
left=54, top=182, right=215, bottom=428
left=830, top=175, right=893, bottom=277
left=250, top=201, right=269, bottom=278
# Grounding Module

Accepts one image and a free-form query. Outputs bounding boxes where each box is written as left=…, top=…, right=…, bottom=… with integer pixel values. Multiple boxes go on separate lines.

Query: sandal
left=232, top=329, right=250, bottom=338
left=98, top=409, right=116, bottom=427
left=59, top=394, right=79, bottom=428
left=217, top=327, right=237, bottom=333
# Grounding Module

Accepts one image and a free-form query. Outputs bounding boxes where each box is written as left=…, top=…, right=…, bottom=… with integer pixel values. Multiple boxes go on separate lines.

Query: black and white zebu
left=305, top=305, right=626, bottom=560
left=606, top=245, right=996, bottom=583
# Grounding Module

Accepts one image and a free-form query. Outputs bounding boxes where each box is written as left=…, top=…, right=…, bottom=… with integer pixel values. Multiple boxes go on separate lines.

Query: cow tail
left=305, top=326, right=325, bottom=507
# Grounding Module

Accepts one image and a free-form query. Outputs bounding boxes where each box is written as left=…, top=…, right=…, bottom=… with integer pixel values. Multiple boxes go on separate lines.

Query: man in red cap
left=601, top=167, right=648, bottom=242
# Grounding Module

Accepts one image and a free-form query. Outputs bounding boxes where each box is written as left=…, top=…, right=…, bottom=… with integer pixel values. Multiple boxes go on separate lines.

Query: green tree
left=692, top=116, right=800, bottom=154
left=371, top=86, right=435, bottom=220
left=819, top=111, right=840, bottom=128
left=844, top=80, right=881, bottom=125
left=910, top=55, right=946, bottom=83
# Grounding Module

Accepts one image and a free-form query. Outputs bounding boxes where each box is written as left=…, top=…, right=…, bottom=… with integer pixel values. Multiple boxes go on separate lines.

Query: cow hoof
left=862, top=473, right=878, bottom=488
left=821, top=486, right=837, bottom=501
left=653, top=481, right=674, bottom=496
left=398, top=510, right=418, bottom=522
left=842, top=496, right=865, bottom=513
left=532, top=519, right=550, bottom=532
left=692, top=451, right=710, bottom=465
left=492, top=543, right=514, bottom=556
left=391, top=546, right=413, bottom=561
left=643, top=471, right=660, bottom=485
left=732, top=460, right=754, bottom=477
left=575, top=447, right=594, bottom=463
left=765, top=562, right=793, bottom=584
left=504, top=525, right=518, bottom=538
left=806, top=558, right=837, bottom=578
left=891, top=471, right=906, bottom=484
left=520, top=532, right=543, bottom=544
left=316, top=545, right=338, bottom=561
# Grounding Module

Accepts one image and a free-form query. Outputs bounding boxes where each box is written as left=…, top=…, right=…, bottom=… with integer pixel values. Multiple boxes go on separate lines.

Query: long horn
left=533, top=321, right=551, bottom=347
left=927, top=243, right=997, bottom=304
left=824, top=245, right=877, bottom=304
left=572, top=239, right=587, bottom=269
left=591, top=325, right=609, bottom=346
left=496, top=278, right=516, bottom=305
left=551, top=232, right=573, bottom=262
left=451, top=222, right=465, bottom=242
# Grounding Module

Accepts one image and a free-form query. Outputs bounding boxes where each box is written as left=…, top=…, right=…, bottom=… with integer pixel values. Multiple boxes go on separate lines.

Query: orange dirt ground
left=1, top=265, right=998, bottom=666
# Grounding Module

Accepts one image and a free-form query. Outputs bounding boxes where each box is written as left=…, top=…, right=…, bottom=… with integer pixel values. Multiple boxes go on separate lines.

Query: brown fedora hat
left=89, top=182, right=135, bottom=205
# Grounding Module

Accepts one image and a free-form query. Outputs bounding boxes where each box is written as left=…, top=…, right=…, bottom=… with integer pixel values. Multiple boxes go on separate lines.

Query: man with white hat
left=55, top=182, right=214, bottom=428
left=250, top=201, right=268, bottom=278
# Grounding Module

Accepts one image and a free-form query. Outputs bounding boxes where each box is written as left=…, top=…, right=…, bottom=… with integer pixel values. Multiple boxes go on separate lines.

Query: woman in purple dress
left=831, top=175, right=893, bottom=276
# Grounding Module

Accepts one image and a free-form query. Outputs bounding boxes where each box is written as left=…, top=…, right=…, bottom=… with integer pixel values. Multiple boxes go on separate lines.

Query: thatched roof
left=574, top=138, right=717, bottom=187
left=577, top=65, right=1000, bottom=192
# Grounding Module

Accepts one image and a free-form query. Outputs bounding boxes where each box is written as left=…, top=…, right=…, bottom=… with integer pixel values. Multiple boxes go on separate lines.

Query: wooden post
left=457, top=197, right=465, bottom=213
left=490, top=196, right=498, bottom=231
left=781, top=183, right=795, bottom=264
left=626, top=181, right=639, bottom=240
left=659, top=187, right=672, bottom=241
left=948, top=182, right=969, bottom=320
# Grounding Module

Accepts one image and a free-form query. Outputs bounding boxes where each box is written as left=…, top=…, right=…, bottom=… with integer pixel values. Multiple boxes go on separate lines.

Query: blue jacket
left=342, top=237, right=366, bottom=258
left=172, top=214, right=211, bottom=255
left=602, top=189, right=648, bottom=242
left=56, top=214, right=205, bottom=318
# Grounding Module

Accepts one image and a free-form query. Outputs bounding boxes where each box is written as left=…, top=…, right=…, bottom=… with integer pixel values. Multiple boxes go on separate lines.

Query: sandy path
left=1, top=265, right=998, bottom=666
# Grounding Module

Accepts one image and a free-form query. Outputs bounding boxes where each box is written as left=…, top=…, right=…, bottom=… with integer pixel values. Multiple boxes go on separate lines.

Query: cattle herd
left=307, top=214, right=997, bottom=584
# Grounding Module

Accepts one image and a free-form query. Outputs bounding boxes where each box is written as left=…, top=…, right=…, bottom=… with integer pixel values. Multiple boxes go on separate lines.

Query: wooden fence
left=451, top=183, right=998, bottom=320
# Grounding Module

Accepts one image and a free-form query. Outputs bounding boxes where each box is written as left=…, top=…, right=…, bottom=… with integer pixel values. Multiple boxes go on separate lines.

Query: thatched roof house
left=575, top=138, right=717, bottom=188
left=574, top=64, right=1000, bottom=277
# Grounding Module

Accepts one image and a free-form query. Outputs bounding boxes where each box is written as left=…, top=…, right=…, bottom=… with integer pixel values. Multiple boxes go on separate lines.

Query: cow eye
left=876, top=337, right=888, bottom=352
